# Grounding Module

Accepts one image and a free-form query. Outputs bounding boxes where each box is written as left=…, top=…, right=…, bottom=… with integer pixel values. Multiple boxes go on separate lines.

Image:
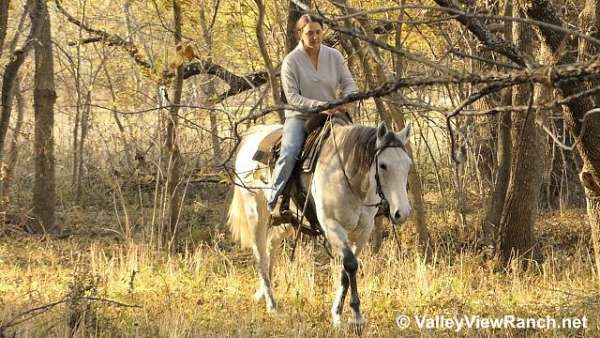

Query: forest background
left=1, top=0, right=600, bottom=336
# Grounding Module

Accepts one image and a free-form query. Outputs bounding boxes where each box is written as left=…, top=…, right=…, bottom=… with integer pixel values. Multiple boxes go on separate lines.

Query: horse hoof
left=254, top=289, right=265, bottom=302
left=331, top=314, right=342, bottom=327
left=265, top=295, right=278, bottom=313
left=349, top=317, right=366, bottom=336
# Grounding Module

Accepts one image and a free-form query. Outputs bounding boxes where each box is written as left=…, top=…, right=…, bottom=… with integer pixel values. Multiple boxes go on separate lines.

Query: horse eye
left=379, top=163, right=387, bottom=170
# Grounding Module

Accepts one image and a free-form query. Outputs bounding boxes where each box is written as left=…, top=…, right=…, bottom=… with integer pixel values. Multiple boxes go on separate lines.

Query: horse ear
left=396, top=124, right=411, bottom=146
left=376, top=122, right=390, bottom=149
left=377, top=122, right=388, bottom=140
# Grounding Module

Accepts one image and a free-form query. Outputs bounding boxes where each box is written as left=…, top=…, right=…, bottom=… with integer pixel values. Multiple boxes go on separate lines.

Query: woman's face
left=300, top=22, right=323, bottom=50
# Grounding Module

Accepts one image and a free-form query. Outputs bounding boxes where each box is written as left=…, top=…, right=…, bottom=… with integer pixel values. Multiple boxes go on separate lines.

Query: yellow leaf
left=176, top=44, right=197, bottom=62
left=182, top=45, right=196, bottom=61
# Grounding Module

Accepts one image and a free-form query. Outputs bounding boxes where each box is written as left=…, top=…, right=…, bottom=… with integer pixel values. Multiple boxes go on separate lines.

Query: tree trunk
left=3, top=77, right=24, bottom=203
left=164, top=0, right=184, bottom=249
left=122, top=0, right=143, bottom=92
left=338, top=0, right=432, bottom=259
left=255, top=0, right=281, bottom=107
left=481, top=0, right=513, bottom=247
left=0, top=5, right=30, bottom=221
left=75, top=90, right=91, bottom=201
left=280, top=0, right=310, bottom=115
left=470, top=0, right=500, bottom=195
left=71, top=10, right=84, bottom=200
left=100, top=62, right=129, bottom=168
left=526, top=0, right=600, bottom=279
left=285, top=0, right=309, bottom=52
left=499, top=3, right=543, bottom=264
left=452, top=145, right=467, bottom=230
left=579, top=0, right=600, bottom=106
left=0, top=0, right=9, bottom=58
left=390, top=3, right=432, bottom=261
left=584, top=179, right=600, bottom=281
left=483, top=90, right=512, bottom=246
left=71, top=17, right=92, bottom=202
left=0, top=19, right=35, bottom=158
left=538, top=75, right=583, bottom=211
left=0, top=56, right=25, bottom=158
left=199, top=1, right=223, bottom=164
left=29, top=0, right=57, bottom=233
left=577, top=3, right=600, bottom=281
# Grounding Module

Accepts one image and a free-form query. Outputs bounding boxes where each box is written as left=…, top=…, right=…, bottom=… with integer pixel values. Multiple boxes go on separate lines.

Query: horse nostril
left=394, top=210, right=401, bottom=221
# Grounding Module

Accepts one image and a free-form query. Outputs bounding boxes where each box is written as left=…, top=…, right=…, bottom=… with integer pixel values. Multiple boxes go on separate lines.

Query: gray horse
left=227, top=122, right=412, bottom=328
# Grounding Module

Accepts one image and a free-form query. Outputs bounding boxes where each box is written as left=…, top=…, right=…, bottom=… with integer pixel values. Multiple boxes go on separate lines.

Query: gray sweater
left=281, top=42, right=358, bottom=119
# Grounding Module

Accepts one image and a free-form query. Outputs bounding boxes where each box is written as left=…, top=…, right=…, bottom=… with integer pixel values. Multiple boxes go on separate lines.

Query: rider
left=267, top=14, right=358, bottom=214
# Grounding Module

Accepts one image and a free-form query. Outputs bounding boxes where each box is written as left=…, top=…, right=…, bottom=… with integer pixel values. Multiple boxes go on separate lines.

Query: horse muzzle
left=391, top=207, right=411, bottom=224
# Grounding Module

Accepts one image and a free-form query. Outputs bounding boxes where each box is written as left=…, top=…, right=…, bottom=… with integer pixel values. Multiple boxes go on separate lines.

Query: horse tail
left=227, top=184, right=253, bottom=248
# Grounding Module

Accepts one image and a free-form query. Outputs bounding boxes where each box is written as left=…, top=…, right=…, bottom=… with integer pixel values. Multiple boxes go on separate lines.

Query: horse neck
left=329, top=125, right=379, bottom=203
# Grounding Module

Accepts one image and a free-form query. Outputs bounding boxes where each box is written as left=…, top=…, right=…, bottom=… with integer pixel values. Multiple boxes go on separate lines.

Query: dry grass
left=0, top=208, right=598, bottom=337
left=1, top=111, right=595, bottom=336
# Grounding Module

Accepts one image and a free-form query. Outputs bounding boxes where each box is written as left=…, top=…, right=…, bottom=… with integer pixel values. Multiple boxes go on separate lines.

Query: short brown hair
left=295, top=14, right=324, bottom=38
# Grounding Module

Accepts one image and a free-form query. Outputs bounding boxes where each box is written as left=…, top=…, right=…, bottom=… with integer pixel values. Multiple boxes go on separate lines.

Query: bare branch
left=0, top=299, right=67, bottom=331
left=432, top=0, right=532, bottom=67
left=538, top=108, right=600, bottom=151
left=330, top=4, right=600, bottom=50
left=82, top=297, right=142, bottom=309
left=183, top=62, right=270, bottom=102
left=54, top=0, right=153, bottom=70
left=295, top=0, right=461, bottom=76
left=66, top=36, right=103, bottom=46
left=446, top=83, right=508, bottom=163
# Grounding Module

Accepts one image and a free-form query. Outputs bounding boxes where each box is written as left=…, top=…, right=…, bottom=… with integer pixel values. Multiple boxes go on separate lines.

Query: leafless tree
left=29, top=0, right=57, bottom=233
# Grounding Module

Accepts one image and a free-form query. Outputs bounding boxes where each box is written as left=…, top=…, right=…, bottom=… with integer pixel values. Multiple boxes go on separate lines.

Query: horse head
left=375, top=122, right=412, bottom=224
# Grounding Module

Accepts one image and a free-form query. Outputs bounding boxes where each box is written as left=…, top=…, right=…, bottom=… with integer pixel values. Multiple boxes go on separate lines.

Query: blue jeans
left=267, top=118, right=306, bottom=211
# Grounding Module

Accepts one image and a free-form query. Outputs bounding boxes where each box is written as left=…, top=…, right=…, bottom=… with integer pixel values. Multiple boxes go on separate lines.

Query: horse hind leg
left=253, top=226, right=286, bottom=306
left=252, top=244, right=277, bottom=313
left=266, top=226, right=287, bottom=282
left=246, top=197, right=278, bottom=313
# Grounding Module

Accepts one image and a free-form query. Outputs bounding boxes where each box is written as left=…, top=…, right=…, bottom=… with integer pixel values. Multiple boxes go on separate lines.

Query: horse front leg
left=343, top=247, right=365, bottom=328
left=334, top=213, right=374, bottom=327
left=332, top=246, right=366, bottom=325
left=331, top=269, right=349, bottom=325
left=325, top=223, right=366, bottom=329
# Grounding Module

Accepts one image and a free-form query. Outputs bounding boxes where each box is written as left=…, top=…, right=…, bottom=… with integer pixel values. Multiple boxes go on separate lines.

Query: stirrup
left=269, top=195, right=287, bottom=218
left=269, top=196, right=294, bottom=225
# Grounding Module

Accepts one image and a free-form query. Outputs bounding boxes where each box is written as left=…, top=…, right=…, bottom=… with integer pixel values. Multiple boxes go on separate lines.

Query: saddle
left=253, top=112, right=352, bottom=171
left=252, top=112, right=352, bottom=235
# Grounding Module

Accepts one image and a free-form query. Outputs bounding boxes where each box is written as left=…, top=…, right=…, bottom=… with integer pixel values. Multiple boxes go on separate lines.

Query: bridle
left=326, top=118, right=411, bottom=253
left=329, top=118, right=410, bottom=217
left=369, top=141, right=409, bottom=216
